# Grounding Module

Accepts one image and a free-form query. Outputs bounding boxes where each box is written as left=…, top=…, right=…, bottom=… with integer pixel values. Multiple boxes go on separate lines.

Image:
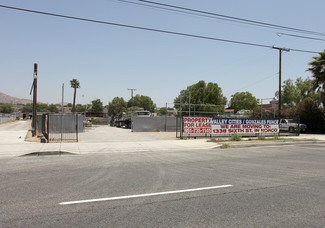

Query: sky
left=0, top=0, right=324, bottom=108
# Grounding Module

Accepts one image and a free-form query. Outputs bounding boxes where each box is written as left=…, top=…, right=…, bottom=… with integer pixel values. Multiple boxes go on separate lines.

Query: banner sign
left=183, top=117, right=279, bottom=135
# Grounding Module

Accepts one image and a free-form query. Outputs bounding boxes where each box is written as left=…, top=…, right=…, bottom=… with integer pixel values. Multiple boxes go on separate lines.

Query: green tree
left=250, top=106, right=275, bottom=119
left=75, top=104, right=87, bottom=112
left=157, top=107, right=167, bottom=116
left=281, top=79, right=297, bottom=107
left=38, top=104, right=50, bottom=112
left=174, top=80, right=227, bottom=116
left=295, top=77, right=320, bottom=103
left=276, top=77, right=320, bottom=107
left=48, top=104, right=59, bottom=113
left=156, top=107, right=174, bottom=116
left=307, top=50, right=325, bottom=108
left=22, top=103, right=49, bottom=112
left=22, top=103, right=33, bottom=112
left=0, top=103, right=14, bottom=113
left=296, top=97, right=325, bottom=133
left=229, top=92, right=258, bottom=113
left=89, top=99, right=103, bottom=113
left=70, top=79, right=80, bottom=113
left=128, top=95, right=156, bottom=113
left=107, top=97, right=127, bottom=117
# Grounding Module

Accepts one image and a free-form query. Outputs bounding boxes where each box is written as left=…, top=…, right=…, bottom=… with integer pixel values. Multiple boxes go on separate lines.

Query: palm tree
left=307, top=50, right=325, bottom=108
left=70, top=79, right=80, bottom=113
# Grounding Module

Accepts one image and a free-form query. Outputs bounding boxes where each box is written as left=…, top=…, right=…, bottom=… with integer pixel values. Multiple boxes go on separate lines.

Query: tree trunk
left=72, top=88, right=76, bottom=113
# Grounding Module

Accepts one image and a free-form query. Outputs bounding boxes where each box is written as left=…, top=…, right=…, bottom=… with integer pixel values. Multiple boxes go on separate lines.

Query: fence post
left=76, top=114, right=79, bottom=142
left=60, top=114, right=63, bottom=142
left=180, top=116, right=184, bottom=139
left=47, top=114, right=50, bottom=142
left=176, top=116, right=178, bottom=138
left=297, top=116, right=300, bottom=136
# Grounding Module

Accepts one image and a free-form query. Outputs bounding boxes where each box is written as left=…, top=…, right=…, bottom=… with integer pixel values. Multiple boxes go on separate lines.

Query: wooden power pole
left=272, top=47, right=290, bottom=118
left=32, top=64, right=38, bottom=137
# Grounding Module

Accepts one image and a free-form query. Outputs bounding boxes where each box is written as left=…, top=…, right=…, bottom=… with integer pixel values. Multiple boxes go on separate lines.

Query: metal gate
left=42, top=114, right=84, bottom=142
left=176, top=116, right=183, bottom=138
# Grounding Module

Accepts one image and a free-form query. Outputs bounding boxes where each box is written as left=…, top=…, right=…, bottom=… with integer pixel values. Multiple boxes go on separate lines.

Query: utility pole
left=272, top=47, right=290, bottom=118
left=32, top=64, right=38, bottom=137
left=61, top=83, right=64, bottom=114
left=128, top=88, right=136, bottom=106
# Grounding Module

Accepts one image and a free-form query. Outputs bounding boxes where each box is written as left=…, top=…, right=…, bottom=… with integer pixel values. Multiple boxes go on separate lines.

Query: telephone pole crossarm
left=128, top=88, right=137, bottom=106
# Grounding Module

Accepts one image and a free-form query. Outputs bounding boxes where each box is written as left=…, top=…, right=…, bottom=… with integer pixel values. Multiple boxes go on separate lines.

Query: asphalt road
left=1, top=144, right=324, bottom=227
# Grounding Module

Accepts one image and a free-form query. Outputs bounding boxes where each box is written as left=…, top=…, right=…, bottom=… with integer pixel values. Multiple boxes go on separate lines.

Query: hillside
left=0, top=92, right=32, bottom=105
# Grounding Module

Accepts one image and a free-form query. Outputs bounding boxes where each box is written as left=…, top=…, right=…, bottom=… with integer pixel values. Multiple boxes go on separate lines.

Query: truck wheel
left=289, top=127, right=295, bottom=133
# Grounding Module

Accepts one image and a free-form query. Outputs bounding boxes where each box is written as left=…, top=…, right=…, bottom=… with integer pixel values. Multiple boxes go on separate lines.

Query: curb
left=218, top=140, right=325, bottom=149
left=20, top=151, right=76, bottom=157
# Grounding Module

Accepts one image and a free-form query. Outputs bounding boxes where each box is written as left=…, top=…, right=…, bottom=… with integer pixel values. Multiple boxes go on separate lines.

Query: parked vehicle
left=133, top=111, right=151, bottom=117
left=114, top=107, right=151, bottom=129
left=279, top=119, right=307, bottom=133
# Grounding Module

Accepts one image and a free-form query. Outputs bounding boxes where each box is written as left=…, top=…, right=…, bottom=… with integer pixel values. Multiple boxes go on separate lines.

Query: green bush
left=230, top=134, right=242, bottom=141
left=207, top=138, right=217, bottom=142
left=91, top=117, right=109, bottom=125
left=273, top=134, right=280, bottom=140
left=220, top=144, right=230, bottom=149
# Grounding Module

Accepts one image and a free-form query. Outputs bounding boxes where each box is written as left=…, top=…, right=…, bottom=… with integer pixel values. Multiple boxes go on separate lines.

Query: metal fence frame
left=132, top=116, right=177, bottom=132
left=42, top=113, right=84, bottom=142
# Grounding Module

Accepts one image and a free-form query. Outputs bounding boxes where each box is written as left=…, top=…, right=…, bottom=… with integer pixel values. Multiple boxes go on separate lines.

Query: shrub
left=220, top=144, right=230, bottom=149
left=207, top=138, right=217, bottom=142
left=273, top=134, right=280, bottom=140
left=91, top=117, right=109, bottom=125
left=230, top=134, right=242, bottom=141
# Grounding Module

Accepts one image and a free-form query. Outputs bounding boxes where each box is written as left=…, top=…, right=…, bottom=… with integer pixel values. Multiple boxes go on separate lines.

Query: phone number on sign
left=184, top=128, right=212, bottom=134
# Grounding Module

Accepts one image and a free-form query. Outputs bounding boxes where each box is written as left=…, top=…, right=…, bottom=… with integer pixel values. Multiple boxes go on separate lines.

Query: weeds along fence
left=38, top=113, right=84, bottom=142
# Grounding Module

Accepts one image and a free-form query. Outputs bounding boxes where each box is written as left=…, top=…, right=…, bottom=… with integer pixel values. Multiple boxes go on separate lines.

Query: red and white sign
left=183, top=117, right=279, bottom=135
left=183, top=117, right=212, bottom=134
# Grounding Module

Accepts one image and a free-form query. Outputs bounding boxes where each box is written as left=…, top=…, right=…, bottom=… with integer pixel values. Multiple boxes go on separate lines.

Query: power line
left=117, top=0, right=325, bottom=42
left=277, top=33, right=325, bottom=42
left=225, top=73, right=278, bottom=96
left=116, top=0, right=258, bottom=25
left=0, top=4, right=318, bottom=54
left=116, top=0, right=325, bottom=42
left=137, top=0, right=325, bottom=37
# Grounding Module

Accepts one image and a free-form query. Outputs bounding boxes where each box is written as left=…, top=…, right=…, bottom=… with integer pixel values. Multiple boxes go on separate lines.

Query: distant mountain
left=0, top=92, right=32, bottom=105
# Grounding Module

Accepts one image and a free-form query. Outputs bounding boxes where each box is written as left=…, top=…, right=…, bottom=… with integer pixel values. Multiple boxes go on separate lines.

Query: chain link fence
left=173, top=103, right=301, bottom=138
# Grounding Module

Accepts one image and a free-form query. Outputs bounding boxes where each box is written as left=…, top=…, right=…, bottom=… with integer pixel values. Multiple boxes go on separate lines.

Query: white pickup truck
left=279, top=119, right=307, bottom=133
